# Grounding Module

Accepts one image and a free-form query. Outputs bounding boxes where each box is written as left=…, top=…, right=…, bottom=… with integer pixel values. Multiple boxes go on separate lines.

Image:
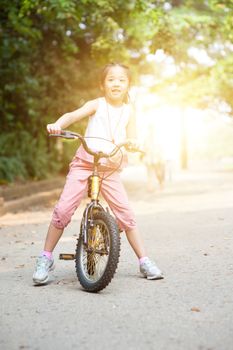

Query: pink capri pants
left=52, top=157, right=136, bottom=231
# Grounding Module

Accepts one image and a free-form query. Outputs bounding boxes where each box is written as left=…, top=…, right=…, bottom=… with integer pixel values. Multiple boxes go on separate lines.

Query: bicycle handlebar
left=49, top=130, right=145, bottom=159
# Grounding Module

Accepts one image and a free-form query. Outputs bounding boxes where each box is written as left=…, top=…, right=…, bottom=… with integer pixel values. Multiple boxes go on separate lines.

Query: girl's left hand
left=125, top=138, right=142, bottom=152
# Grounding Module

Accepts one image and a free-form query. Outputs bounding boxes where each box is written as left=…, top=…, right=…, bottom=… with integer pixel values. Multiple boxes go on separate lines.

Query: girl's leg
left=33, top=160, right=91, bottom=285
left=43, top=223, right=64, bottom=252
left=42, top=159, right=92, bottom=253
left=99, top=171, right=163, bottom=280
left=125, top=227, right=147, bottom=258
left=100, top=171, right=146, bottom=258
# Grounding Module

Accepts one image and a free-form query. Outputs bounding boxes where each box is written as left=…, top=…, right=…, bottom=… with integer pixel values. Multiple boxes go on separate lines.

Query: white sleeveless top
left=76, top=97, right=131, bottom=166
left=85, top=97, right=130, bottom=152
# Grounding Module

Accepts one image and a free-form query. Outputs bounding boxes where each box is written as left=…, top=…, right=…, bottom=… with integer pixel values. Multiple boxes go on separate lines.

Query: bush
left=0, top=131, right=60, bottom=183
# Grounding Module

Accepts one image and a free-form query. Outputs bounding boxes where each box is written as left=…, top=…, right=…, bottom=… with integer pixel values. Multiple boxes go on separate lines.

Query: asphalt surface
left=0, top=164, right=233, bottom=350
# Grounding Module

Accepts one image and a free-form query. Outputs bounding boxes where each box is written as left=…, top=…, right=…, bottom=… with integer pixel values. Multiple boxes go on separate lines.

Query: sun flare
left=133, top=89, right=212, bottom=163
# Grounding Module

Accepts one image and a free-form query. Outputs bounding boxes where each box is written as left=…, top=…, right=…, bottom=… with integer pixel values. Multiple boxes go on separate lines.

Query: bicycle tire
left=75, top=210, right=121, bottom=292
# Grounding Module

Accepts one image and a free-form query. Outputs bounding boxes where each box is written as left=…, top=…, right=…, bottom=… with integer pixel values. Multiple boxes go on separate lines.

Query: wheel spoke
left=80, top=219, right=111, bottom=282
left=76, top=211, right=120, bottom=292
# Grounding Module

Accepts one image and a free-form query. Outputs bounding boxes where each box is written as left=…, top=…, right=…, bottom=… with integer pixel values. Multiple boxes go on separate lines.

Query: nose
left=113, top=79, right=120, bottom=86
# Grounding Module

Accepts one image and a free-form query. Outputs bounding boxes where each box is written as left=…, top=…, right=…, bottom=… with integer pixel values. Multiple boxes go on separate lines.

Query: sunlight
left=134, top=91, right=180, bottom=162
left=186, top=108, right=207, bottom=146
left=133, top=89, right=215, bottom=164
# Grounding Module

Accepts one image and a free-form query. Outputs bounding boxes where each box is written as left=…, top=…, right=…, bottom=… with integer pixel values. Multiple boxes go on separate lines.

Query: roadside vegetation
left=1, top=0, right=232, bottom=183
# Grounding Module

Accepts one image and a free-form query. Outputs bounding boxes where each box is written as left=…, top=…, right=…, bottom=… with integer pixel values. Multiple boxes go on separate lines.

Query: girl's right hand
left=47, top=123, right=61, bottom=134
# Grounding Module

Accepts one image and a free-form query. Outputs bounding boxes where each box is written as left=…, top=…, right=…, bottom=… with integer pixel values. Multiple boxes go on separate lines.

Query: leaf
left=15, top=264, right=25, bottom=269
left=191, top=307, right=201, bottom=312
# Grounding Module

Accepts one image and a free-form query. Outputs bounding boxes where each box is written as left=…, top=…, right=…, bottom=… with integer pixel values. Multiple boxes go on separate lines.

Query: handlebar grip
left=49, top=130, right=80, bottom=139
left=49, top=134, right=75, bottom=139
left=124, top=142, right=145, bottom=155
left=130, top=148, right=145, bottom=155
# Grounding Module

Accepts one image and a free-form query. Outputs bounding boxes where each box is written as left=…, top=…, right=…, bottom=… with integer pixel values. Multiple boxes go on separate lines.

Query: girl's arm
left=47, top=99, right=98, bottom=133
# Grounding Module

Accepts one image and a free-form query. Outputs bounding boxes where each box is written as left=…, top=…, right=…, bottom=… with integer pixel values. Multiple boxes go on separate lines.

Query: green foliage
left=0, top=131, right=60, bottom=182
left=0, top=0, right=168, bottom=183
left=1, top=0, right=233, bottom=182
left=148, top=0, right=233, bottom=113
left=0, top=156, right=27, bottom=183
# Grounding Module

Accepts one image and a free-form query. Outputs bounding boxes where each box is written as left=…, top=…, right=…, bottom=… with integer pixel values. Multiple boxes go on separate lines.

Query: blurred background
left=1, top=0, right=233, bottom=184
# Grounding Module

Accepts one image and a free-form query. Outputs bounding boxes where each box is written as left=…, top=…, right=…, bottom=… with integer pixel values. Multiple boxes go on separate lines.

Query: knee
left=116, top=214, right=136, bottom=232
left=51, top=205, right=72, bottom=229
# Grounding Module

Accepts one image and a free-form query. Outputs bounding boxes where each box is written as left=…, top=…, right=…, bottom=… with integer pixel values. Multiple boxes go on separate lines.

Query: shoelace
left=144, top=259, right=155, bottom=267
left=37, top=257, right=51, bottom=270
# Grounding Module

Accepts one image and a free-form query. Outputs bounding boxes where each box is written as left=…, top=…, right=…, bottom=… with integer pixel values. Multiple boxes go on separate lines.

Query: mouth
left=111, top=89, right=121, bottom=94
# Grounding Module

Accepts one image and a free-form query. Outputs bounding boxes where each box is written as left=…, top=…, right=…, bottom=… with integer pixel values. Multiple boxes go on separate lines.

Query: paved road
left=0, top=165, right=233, bottom=350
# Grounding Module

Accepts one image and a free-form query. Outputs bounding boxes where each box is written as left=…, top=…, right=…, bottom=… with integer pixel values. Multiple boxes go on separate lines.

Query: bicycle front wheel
left=75, top=211, right=121, bottom=292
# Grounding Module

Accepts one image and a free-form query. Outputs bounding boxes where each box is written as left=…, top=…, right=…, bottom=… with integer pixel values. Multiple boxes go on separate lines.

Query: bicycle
left=50, top=130, right=143, bottom=293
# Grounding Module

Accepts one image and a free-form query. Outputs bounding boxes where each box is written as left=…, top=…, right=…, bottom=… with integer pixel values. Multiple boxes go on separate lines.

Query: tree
left=0, top=0, right=167, bottom=182
left=1, top=0, right=232, bottom=182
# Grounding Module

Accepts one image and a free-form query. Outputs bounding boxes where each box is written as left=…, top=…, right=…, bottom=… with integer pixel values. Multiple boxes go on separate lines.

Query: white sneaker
left=33, top=255, right=55, bottom=285
left=140, top=258, right=164, bottom=280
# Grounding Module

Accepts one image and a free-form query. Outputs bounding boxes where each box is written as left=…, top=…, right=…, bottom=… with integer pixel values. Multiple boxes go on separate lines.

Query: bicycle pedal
left=59, top=253, right=75, bottom=260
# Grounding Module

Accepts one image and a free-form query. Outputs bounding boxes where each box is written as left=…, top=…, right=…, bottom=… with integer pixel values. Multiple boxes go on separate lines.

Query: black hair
left=100, top=62, right=131, bottom=103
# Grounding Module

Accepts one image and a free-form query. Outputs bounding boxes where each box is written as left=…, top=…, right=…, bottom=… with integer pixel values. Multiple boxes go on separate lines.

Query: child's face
left=103, top=66, right=129, bottom=104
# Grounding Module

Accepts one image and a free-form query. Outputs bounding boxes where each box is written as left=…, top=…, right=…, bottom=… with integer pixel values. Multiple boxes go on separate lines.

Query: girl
left=33, top=63, right=163, bottom=285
